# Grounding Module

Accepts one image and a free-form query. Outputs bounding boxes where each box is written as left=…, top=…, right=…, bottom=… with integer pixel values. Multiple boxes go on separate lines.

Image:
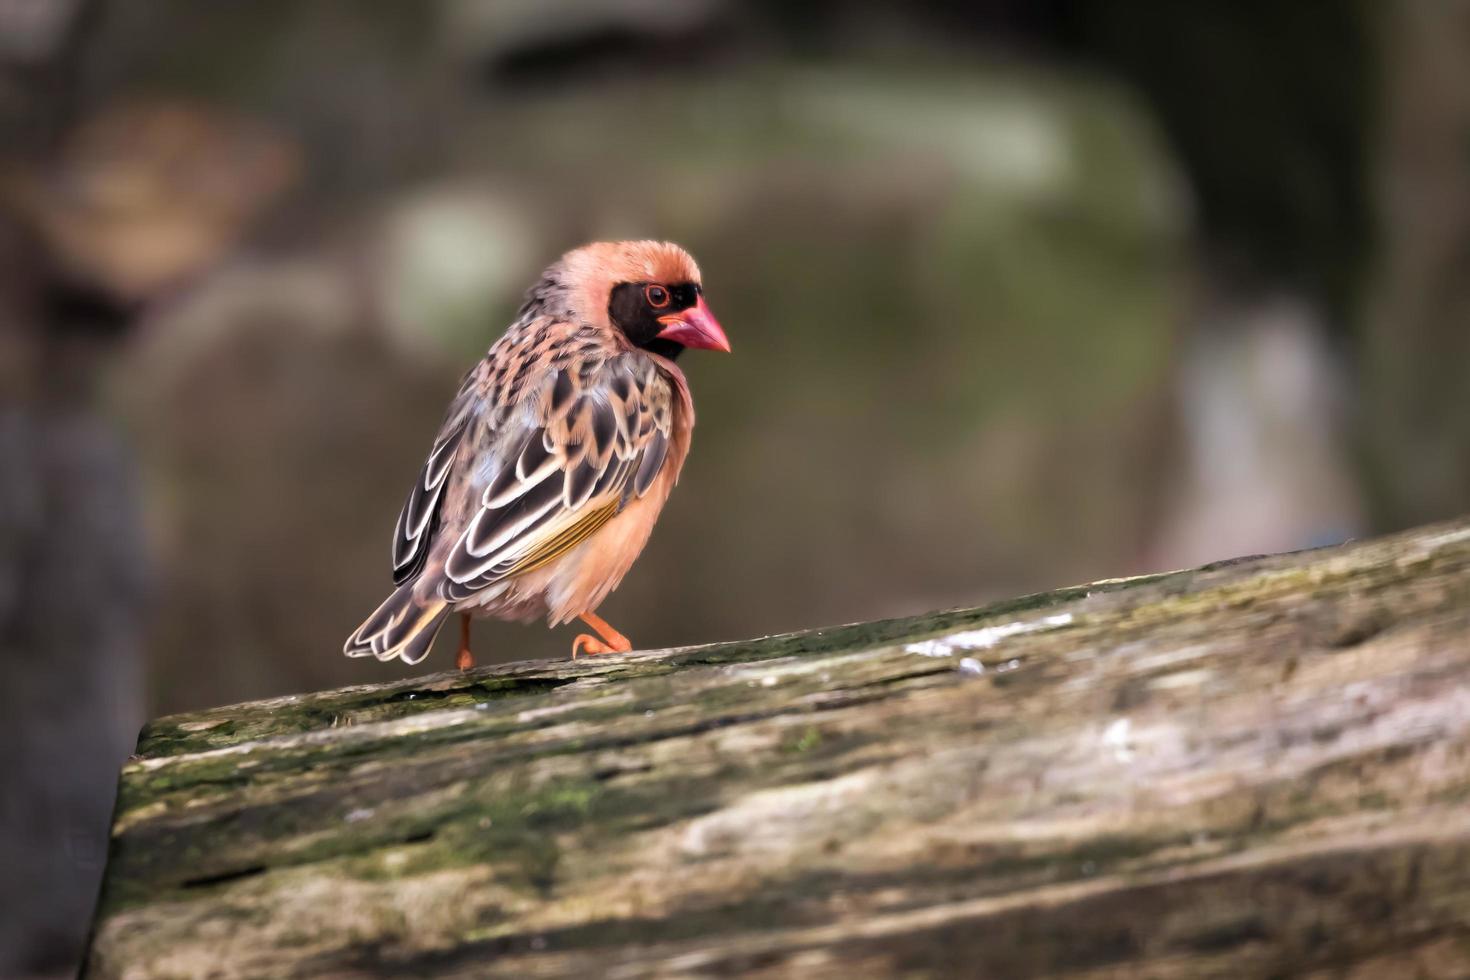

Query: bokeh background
left=3, top=0, right=1468, bottom=975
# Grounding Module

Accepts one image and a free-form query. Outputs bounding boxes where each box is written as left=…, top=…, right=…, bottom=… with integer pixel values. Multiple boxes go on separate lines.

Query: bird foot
left=571, top=634, right=614, bottom=658
left=572, top=610, right=632, bottom=659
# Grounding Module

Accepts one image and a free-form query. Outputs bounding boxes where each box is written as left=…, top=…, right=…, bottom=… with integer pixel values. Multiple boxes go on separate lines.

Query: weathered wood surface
left=87, top=520, right=1470, bottom=978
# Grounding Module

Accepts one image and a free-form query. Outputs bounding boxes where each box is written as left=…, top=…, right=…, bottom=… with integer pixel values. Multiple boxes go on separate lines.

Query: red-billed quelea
left=345, top=241, right=730, bottom=668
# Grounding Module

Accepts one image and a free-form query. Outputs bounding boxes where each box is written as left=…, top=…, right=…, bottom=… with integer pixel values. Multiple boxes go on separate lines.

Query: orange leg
left=455, top=613, right=475, bottom=671
left=570, top=610, right=633, bottom=659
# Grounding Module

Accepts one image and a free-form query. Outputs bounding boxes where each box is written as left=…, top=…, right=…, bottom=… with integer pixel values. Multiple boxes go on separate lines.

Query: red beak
left=656, top=295, right=731, bottom=352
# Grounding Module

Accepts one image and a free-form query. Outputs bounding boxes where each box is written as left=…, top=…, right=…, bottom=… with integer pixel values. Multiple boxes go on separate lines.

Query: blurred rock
left=1362, top=0, right=1470, bottom=527
left=0, top=0, right=83, bottom=65
left=440, top=0, right=729, bottom=67
left=2, top=100, right=299, bottom=302
left=0, top=87, right=299, bottom=978
left=115, top=252, right=449, bottom=709
left=0, top=408, right=147, bottom=980
left=376, top=186, right=542, bottom=361
left=1150, top=297, right=1364, bottom=570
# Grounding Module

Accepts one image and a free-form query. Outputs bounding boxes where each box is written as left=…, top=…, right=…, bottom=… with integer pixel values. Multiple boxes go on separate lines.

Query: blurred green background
left=3, top=0, right=1468, bottom=975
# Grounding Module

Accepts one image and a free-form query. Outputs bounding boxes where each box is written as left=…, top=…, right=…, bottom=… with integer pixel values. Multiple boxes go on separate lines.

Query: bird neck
left=641, top=338, right=685, bottom=361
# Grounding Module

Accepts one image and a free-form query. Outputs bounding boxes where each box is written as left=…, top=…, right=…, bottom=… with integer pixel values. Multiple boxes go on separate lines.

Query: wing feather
left=438, top=354, right=675, bottom=601
left=633, top=430, right=668, bottom=498
left=390, top=368, right=480, bottom=584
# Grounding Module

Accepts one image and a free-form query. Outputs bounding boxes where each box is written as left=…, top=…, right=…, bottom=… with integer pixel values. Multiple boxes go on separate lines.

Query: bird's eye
left=645, top=284, right=670, bottom=309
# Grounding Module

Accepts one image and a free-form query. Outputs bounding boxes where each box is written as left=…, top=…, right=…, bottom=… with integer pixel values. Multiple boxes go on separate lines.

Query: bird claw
left=575, top=611, right=632, bottom=658
left=571, top=634, right=613, bottom=659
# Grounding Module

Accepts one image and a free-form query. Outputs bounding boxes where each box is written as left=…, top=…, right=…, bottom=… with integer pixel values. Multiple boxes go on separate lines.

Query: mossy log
left=86, top=520, right=1470, bottom=978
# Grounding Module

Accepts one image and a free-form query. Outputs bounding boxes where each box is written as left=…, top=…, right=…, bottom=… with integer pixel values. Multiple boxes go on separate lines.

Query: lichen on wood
left=86, top=520, right=1470, bottom=978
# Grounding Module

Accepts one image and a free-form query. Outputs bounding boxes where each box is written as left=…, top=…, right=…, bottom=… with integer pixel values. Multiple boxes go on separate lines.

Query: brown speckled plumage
left=344, top=241, right=727, bottom=665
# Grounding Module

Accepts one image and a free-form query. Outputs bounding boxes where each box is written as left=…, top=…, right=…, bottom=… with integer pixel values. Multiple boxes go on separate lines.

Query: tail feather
left=344, top=584, right=450, bottom=665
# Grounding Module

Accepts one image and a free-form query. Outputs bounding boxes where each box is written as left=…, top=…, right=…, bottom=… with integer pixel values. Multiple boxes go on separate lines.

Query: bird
left=344, top=240, right=730, bottom=669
